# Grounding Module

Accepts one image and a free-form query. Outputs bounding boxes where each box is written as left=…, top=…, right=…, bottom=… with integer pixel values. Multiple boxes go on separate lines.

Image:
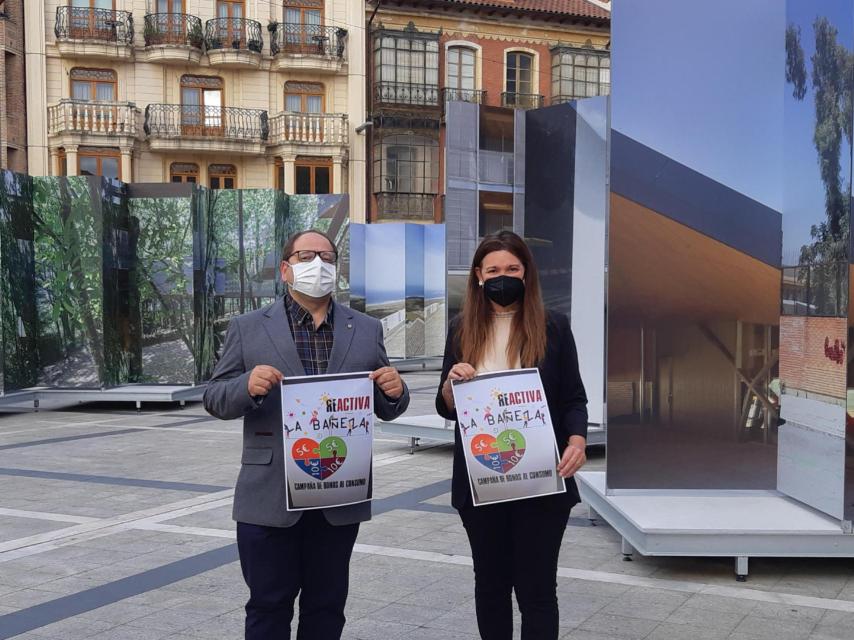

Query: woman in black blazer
left=436, top=230, right=588, bottom=640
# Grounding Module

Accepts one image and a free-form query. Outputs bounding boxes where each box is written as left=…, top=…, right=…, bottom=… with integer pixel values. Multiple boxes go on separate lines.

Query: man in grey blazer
left=203, top=229, right=410, bottom=640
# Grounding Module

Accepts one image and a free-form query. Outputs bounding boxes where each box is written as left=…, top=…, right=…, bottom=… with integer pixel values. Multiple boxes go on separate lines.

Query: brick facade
left=0, top=0, right=27, bottom=172
left=780, top=316, right=847, bottom=400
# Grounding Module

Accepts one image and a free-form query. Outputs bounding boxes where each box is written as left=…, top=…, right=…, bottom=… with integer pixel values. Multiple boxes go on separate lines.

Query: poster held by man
left=452, top=368, right=564, bottom=506
left=282, top=371, right=374, bottom=511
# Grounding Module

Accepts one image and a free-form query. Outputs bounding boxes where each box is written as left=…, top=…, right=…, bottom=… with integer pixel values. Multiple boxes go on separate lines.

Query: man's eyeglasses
left=287, top=250, right=338, bottom=264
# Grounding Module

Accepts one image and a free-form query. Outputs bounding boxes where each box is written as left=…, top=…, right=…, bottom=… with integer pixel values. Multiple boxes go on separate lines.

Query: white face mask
left=289, top=255, right=336, bottom=298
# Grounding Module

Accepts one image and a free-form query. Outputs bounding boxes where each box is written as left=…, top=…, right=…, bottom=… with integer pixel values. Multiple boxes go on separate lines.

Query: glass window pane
left=306, top=95, right=322, bottom=113
left=285, top=94, right=303, bottom=112
left=296, top=166, right=312, bottom=194
left=79, top=156, right=97, bottom=176
left=71, top=81, right=90, bottom=101
left=315, top=167, right=330, bottom=194
left=101, top=157, right=119, bottom=179
left=210, top=177, right=221, bottom=189
left=95, top=82, right=114, bottom=101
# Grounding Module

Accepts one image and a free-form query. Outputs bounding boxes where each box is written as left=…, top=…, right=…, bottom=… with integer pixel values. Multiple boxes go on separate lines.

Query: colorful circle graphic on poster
left=470, top=429, right=526, bottom=473
left=291, top=436, right=348, bottom=480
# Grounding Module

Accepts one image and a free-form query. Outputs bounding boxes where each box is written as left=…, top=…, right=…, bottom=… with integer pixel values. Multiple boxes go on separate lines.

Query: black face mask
left=483, top=275, right=525, bottom=307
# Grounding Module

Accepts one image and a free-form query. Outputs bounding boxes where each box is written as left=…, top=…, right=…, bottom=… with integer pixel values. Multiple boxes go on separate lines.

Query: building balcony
left=204, top=18, right=263, bottom=69
left=143, top=104, right=269, bottom=155
left=501, top=92, right=544, bottom=109
left=442, top=88, right=486, bottom=105
left=53, top=7, right=134, bottom=60
left=270, top=24, right=347, bottom=74
left=375, top=193, right=436, bottom=222
left=268, top=112, right=348, bottom=154
left=138, top=13, right=204, bottom=65
left=47, top=99, right=140, bottom=147
left=374, top=82, right=440, bottom=108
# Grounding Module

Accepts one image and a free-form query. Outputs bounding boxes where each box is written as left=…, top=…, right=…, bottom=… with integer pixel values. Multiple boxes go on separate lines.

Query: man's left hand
left=370, top=366, right=404, bottom=400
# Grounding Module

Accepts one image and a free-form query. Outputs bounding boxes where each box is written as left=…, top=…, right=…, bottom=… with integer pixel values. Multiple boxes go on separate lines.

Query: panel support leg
left=33, top=397, right=39, bottom=412
left=588, top=505, right=599, bottom=524
left=179, top=400, right=186, bottom=410
left=409, top=437, right=420, bottom=455
left=621, top=537, right=634, bottom=561
left=136, top=400, right=141, bottom=413
left=735, top=556, right=748, bottom=582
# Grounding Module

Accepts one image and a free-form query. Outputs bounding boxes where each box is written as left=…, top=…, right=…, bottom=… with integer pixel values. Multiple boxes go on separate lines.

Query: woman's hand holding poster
left=451, top=368, right=565, bottom=506
left=281, top=372, right=374, bottom=511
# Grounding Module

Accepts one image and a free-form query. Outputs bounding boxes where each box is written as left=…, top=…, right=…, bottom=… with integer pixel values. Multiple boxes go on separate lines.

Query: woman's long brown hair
left=458, top=231, right=547, bottom=368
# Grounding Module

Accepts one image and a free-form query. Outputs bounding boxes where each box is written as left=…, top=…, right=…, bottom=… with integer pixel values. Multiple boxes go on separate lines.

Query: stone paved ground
left=1, top=371, right=854, bottom=639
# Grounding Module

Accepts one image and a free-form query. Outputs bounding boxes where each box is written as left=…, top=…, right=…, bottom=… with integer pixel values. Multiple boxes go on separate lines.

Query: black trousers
left=459, top=496, right=571, bottom=640
left=237, top=511, right=360, bottom=640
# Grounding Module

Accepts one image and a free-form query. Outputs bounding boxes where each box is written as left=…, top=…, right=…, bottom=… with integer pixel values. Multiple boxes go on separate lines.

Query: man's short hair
left=282, top=230, right=337, bottom=261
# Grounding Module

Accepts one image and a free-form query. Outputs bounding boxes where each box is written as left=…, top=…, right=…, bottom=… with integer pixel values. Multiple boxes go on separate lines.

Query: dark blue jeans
left=237, top=511, right=359, bottom=640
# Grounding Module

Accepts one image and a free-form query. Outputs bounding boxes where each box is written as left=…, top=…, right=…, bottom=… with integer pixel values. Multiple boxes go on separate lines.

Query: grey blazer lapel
left=261, top=300, right=305, bottom=377
left=327, top=301, right=356, bottom=374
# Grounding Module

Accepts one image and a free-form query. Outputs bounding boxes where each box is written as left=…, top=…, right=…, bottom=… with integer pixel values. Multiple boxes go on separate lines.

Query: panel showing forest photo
left=32, top=176, right=107, bottom=388
left=0, top=171, right=37, bottom=393
left=0, top=177, right=355, bottom=389
left=128, top=194, right=195, bottom=385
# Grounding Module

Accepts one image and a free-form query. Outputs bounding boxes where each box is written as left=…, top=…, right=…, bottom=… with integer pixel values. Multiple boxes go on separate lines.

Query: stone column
left=65, top=146, right=78, bottom=176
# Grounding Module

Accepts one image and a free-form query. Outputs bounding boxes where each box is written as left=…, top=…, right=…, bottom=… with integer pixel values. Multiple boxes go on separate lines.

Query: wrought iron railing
left=54, top=6, right=134, bottom=45
left=143, top=13, right=204, bottom=48
left=501, top=92, right=544, bottom=109
left=269, top=112, right=348, bottom=145
left=144, top=104, right=269, bottom=142
left=270, top=24, right=347, bottom=58
left=374, top=82, right=440, bottom=107
left=204, top=18, right=263, bottom=53
left=442, top=88, right=486, bottom=104
left=48, top=100, right=139, bottom=137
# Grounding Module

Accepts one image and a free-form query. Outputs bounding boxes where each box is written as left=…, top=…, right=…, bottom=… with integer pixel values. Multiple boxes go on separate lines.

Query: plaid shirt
left=283, top=292, right=334, bottom=376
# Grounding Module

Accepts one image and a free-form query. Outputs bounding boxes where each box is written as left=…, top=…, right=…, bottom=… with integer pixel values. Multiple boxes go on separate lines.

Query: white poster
left=452, top=368, right=565, bottom=506
left=281, top=372, right=374, bottom=511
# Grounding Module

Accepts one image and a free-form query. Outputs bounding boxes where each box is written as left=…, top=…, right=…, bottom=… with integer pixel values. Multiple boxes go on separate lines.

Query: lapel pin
left=347, top=323, right=353, bottom=329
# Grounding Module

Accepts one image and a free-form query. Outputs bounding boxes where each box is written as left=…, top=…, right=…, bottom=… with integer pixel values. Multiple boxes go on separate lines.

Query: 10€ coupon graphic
left=281, top=372, right=374, bottom=511
left=452, top=368, right=564, bottom=506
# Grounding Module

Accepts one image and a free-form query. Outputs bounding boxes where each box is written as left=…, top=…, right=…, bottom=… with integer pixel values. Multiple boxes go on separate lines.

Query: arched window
left=209, top=163, right=236, bottom=189
left=284, top=81, right=324, bottom=113
left=447, top=46, right=476, bottom=91
left=70, top=67, right=116, bottom=102
left=180, top=75, right=224, bottom=135
left=170, top=162, right=199, bottom=183
left=504, top=52, right=541, bottom=108
left=506, top=51, right=533, bottom=95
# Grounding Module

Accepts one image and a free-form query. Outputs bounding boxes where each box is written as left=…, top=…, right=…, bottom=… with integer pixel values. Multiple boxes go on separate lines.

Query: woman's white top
left=476, top=311, right=521, bottom=373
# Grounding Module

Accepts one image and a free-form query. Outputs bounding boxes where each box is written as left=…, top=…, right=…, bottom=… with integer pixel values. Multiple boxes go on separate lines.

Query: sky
left=612, top=0, right=785, bottom=212
left=612, top=0, right=852, bottom=267
left=365, top=223, right=406, bottom=304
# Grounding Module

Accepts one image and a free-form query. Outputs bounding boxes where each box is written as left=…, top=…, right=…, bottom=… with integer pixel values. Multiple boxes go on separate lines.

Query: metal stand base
left=578, top=471, right=854, bottom=581
left=0, top=385, right=205, bottom=412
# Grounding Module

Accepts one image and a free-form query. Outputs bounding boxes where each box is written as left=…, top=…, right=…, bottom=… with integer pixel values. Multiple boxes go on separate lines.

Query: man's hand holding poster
left=451, top=368, right=565, bottom=506
left=282, top=372, right=374, bottom=511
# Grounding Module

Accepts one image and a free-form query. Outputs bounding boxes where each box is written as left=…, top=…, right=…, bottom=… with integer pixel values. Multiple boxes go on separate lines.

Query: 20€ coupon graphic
left=281, top=372, right=374, bottom=511
left=451, top=369, right=565, bottom=506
